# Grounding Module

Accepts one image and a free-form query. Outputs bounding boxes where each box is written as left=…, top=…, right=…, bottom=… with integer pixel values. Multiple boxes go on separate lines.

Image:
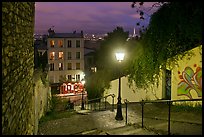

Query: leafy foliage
left=86, top=26, right=129, bottom=99
left=131, top=2, right=167, bottom=35
left=35, top=50, right=48, bottom=72
left=127, top=2, right=202, bottom=89
left=86, top=70, right=112, bottom=100
left=39, top=96, right=76, bottom=124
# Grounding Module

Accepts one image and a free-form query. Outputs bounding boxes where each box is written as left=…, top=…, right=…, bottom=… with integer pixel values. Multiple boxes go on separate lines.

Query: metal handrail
left=124, top=99, right=129, bottom=125
left=87, top=94, right=115, bottom=102
left=124, top=98, right=202, bottom=135
left=64, top=93, right=115, bottom=111
left=86, top=94, right=115, bottom=111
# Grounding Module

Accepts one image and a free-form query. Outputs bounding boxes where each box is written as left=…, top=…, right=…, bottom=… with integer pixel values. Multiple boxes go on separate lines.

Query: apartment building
left=47, top=29, right=85, bottom=84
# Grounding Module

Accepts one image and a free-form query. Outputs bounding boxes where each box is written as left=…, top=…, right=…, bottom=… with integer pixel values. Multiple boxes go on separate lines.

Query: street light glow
left=115, top=52, right=125, bottom=62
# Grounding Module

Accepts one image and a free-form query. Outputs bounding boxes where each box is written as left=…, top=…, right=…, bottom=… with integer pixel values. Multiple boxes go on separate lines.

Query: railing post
left=141, top=99, right=144, bottom=128
left=105, top=97, right=107, bottom=110
left=125, top=99, right=128, bottom=125
left=99, top=99, right=100, bottom=111
left=168, top=101, right=172, bottom=135
left=112, top=95, right=114, bottom=112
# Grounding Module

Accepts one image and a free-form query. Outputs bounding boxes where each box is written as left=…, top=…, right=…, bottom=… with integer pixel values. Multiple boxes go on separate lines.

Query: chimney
left=81, top=30, right=83, bottom=37
left=48, top=28, right=55, bottom=36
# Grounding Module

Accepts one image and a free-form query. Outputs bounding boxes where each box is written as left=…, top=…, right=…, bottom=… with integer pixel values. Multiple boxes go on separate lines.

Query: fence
left=61, top=93, right=115, bottom=111
left=85, top=94, right=115, bottom=111
left=124, top=98, right=202, bottom=135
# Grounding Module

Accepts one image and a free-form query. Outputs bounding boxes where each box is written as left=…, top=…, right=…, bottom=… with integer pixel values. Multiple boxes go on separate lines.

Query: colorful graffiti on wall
left=177, top=65, right=202, bottom=99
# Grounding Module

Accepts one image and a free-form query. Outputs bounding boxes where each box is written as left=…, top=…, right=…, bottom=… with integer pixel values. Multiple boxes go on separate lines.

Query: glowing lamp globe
left=115, top=52, right=125, bottom=62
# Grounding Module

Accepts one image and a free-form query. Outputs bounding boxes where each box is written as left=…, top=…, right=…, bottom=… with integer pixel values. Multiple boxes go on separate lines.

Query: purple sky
left=35, top=2, right=160, bottom=35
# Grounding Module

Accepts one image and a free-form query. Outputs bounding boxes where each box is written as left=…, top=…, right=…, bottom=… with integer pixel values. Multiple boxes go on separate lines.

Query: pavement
left=38, top=103, right=202, bottom=135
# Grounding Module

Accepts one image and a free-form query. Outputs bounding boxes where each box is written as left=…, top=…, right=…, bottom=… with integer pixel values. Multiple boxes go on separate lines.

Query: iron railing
left=85, top=94, right=115, bottom=111
left=124, top=98, right=202, bottom=135
left=67, top=93, right=115, bottom=111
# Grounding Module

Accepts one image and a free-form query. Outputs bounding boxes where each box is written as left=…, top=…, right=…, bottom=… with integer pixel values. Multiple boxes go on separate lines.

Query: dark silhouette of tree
left=86, top=26, right=129, bottom=99
left=131, top=2, right=167, bottom=36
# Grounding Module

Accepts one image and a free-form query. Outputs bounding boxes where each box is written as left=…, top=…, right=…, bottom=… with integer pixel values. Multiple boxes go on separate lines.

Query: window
left=50, top=63, right=54, bottom=71
left=59, top=52, right=63, bottom=59
left=59, top=63, right=63, bottom=71
left=50, top=40, right=54, bottom=47
left=76, top=63, right=80, bottom=70
left=76, top=40, right=80, bottom=48
left=76, top=74, right=80, bottom=81
left=50, top=52, right=55, bottom=60
left=67, top=40, right=72, bottom=48
left=76, top=52, right=80, bottom=59
left=50, top=76, right=54, bottom=83
left=68, top=63, right=72, bottom=70
left=91, top=67, right=97, bottom=73
left=67, top=75, right=72, bottom=81
left=58, top=40, right=63, bottom=47
left=68, top=52, right=72, bottom=60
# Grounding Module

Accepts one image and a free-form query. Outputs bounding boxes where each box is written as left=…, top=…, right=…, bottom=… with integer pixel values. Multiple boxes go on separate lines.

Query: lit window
left=59, top=52, right=63, bottom=59
left=67, top=75, right=72, bottom=81
left=50, top=63, right=54, bottom=71
left=76, top=63, right=80, bottom=70
left=91, top=67, right=97, bottom=72
left=68, top=63, right=72, bottom=70
left=59, top=63, right=63, bottom=71
left=50, top=40, right=54, bottom=47
left=76, top=52, right=80, bottom=59
left=58, top=40, right=63, bottom=47
left=68, top=52, right=72, bottom=60
left=67, top=40, right=72, bottom=48
left=76, top=74, right=80, bottom=81
left=76, top=40, right=80, bottom=48
left=50, top=52, right=55, bottom=60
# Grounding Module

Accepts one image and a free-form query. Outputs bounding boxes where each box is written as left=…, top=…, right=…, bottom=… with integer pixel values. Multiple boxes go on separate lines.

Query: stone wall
left=2, top=2, right=35, bottom=135
left=33, top=69, right=52, bottom=135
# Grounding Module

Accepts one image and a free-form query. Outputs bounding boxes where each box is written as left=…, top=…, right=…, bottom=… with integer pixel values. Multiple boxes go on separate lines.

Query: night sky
left=34, top=2, right=160, bottom=35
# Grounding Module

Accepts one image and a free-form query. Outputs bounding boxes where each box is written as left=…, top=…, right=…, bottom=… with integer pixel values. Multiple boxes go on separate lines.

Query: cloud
left=35, top=2, right=159, bottom=34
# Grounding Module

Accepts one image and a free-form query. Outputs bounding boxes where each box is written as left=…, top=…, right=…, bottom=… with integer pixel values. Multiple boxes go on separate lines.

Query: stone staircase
left=74, top=105, right=159, bottom=135
left=75, top=125, right=158, bottom=135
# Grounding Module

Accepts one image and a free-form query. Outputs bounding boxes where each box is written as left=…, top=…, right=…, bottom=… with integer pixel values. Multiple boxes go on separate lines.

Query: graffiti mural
left=177, top=65, right=202, bottom=99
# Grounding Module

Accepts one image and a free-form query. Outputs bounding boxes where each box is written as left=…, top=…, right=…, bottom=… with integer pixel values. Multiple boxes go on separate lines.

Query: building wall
left=170, top=45, right=202, bottom=100
left=2, top=2, right=35, bottom=135
left=47, top=37, right=85, bottom=83
left=48, top=70, right=85, bottom=83
left=105, top=45, right=202, bottom=105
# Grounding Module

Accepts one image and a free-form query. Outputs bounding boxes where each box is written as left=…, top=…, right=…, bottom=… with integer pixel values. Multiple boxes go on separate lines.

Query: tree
left=96, top=26, right=129, bottom=71
left=86, top=26, right=129, bottom=99
left=131, top=2, right=167, bottom=36
left=127, top=2, right=202, bottom=89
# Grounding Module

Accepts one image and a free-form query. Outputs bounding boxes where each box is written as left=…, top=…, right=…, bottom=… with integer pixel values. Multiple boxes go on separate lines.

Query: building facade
left=47, top=30, right=85, bottom=84
left=105, top=45, right=202, bottom=105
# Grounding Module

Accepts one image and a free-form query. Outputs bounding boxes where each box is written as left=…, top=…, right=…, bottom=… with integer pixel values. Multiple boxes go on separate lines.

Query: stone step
left=77, top=125, right=158, bottom=135
left=105, top=125, right=157, bottom=135
left=76, top=109, right=92, bottom=115
left=81, top=129, right=103, bottom=135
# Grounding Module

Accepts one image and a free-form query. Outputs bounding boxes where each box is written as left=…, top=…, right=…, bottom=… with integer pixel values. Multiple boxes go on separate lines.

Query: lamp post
left=115, top=52, right=125, bottom=120
left=81, top=80, right=85, bottom=110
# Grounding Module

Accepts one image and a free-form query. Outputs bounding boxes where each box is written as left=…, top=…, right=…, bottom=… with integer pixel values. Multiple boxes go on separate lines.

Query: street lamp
left=115, top=52, right=125, bottom=120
